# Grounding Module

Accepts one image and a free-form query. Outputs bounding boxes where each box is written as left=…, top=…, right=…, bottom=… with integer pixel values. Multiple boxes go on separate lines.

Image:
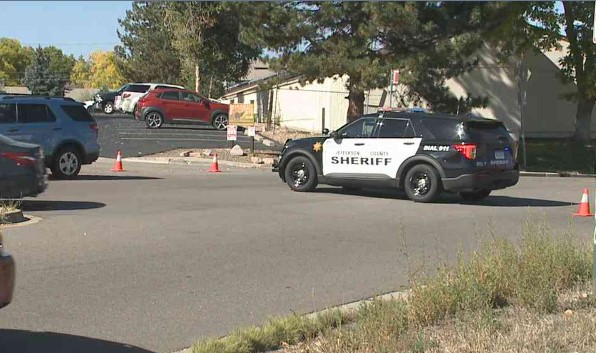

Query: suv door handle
left=354, top=143, right=365, bottom=146
left=403, top=142, right=415, bottom=145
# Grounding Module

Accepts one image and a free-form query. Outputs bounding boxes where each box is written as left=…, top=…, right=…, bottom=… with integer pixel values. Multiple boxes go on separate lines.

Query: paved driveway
left=95, top=113, right=274, bottom=159
left=0, top=159, right=594, bottom=352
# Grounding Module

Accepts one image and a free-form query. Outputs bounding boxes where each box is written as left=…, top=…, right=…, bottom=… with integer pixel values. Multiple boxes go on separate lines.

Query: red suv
left=135, top=89, right=229, bottom=130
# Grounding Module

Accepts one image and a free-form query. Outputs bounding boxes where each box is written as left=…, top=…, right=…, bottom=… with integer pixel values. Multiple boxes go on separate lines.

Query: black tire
left=284, top=156, right=318, bottom=192
left=460, top=190, right=491, bottom=202
left=103, top=101, right=114, bottom=114
left=404, top=164, right=442, bottom=203
left=51, top=146, right=82, bottom=179
left=145, top=111, right=164, bottom=129
left=212, top=113, right=228, bottom=131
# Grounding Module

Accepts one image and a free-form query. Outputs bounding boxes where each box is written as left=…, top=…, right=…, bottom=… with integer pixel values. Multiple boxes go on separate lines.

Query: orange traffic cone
left=573, top=188, right=593, bottom=217
left=112, top=150, right=124, bottom=172
left=208, top=153, right=221, bottom=173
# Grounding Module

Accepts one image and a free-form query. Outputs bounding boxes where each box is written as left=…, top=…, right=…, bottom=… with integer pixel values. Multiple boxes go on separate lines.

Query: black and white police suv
left=272, top=111, right=520, bottom=203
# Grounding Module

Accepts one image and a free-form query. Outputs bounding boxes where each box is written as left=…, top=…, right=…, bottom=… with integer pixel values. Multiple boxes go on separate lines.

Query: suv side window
left=378, top=119, right=415, bottom=138
left=338, top=117, right=378, bottom=138
left=128, top=84, right=150, bottom=93
left=160, top=91, right=180, bottom=101
left=181, top=92, right=202, bottom=102
left=17, top=103, right=56, bottom=123
left=0, top=103, right=16, bottom=124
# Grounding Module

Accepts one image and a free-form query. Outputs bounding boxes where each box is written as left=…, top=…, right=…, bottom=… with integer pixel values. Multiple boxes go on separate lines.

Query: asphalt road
left=0, top=159, right=594, bottom=353
left=95, top=113, right=274, bottom=159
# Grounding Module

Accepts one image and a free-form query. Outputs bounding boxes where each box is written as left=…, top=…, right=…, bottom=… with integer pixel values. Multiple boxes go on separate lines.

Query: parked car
left=0, top=232, right=15, bottom=309
left=0, top=134, right=47, bottom=198
left=118, top=83, right=185, bottom=115
left=273, top=111, right=519, bottom=203
left=0, top=95, right=100, bottom=179
left=134, top=89, right=229, bottom=130
left=94, top=84, right=128, bottom=114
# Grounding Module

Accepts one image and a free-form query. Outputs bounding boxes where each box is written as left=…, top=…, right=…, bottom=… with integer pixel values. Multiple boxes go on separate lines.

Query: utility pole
left=516, top=54, right=529, bottom=170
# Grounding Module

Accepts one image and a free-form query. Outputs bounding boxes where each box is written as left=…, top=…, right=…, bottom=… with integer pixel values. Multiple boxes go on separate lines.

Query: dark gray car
left=0, top=134, right=47, bottom=198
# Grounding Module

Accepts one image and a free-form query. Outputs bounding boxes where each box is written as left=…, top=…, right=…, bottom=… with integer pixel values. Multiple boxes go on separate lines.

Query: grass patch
left=189, top=219, right=593, bottom=353
left=524, top=138, right=595, bottom=174
left=0, top=199, right=22, bottom=224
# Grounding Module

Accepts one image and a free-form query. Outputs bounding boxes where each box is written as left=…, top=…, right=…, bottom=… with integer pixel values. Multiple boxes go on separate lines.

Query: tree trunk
left=208, top=76, right=213, bottom=97
left=346, top=90, right=365, bottom=123
left=573, top=98, right=595, bottom=142
left=194, top=63, right=200, bottom=93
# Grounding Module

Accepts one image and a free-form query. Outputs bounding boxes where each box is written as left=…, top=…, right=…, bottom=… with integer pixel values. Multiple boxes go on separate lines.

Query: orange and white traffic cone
left=573, top=188, right=593, bottom=217
left=208, top=153, right=221, bottom=173
left=112, top=150, right=124, bottom=172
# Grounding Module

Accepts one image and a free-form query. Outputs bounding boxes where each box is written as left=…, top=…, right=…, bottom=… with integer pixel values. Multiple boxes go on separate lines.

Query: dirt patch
left=148, top=148, right=280, bottom=164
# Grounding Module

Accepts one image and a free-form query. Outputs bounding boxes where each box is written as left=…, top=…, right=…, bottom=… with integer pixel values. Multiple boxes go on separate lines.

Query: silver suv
left=0, top=95, right=100, bottom=179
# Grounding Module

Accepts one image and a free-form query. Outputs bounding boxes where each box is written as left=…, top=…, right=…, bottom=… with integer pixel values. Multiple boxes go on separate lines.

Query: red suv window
left=159, top=91, right=180, bottom=101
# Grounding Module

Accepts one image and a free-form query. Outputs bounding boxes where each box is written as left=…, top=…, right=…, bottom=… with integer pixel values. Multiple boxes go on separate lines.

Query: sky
left=1, top=1, right=132, bottom=58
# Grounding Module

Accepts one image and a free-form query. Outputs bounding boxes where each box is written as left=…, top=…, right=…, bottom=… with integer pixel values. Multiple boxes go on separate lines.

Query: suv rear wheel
left=460, top=190, right=491, bottom=202
left=404, top=164, right=442, bottom=203
left=51, top=147, right=82, bottom=179
left=284, top=156, right=318, bottom=192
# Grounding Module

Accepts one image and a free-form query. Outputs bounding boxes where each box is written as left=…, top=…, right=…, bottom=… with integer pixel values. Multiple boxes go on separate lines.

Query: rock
left=263, top=139, right=276, bottom=147
left=581, top=292, right=589, bottom=299
left=564, top=309, right=574, bottom=317
left=201, top=149, right=212, bottom=157
left=251, top=157, right=264, bottom=164
left=230, top=144, right=245, bottom=156
left=179, top=151, right=191, bottom=157
left=262, top=157, right=275, bottom=165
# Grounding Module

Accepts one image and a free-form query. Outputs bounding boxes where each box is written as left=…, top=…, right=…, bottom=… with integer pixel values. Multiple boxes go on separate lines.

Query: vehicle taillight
left=1, top=152, right=37, bottom=167
left=453, top=143, right=477, bottom=160
left=123, top=93, right=131, bottom=98
left=90, top=123, right=99, bottom=136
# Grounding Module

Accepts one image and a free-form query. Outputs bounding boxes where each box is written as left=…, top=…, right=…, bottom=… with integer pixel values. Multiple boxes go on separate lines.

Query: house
left=221, top=44, right=596, bottom=139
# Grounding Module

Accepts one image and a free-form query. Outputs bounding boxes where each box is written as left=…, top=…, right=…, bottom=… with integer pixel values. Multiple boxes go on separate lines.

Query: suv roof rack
left=0, top=95, right=76, bottom=102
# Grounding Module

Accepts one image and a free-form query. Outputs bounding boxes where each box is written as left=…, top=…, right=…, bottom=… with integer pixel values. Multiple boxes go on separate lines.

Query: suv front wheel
left=212, top=113, right=228, bottom=131
left=51, top=147, right=82, bottom=179
left=284, top=156, right=318, bottom=192
left=404, top=164, right=442, bottom=203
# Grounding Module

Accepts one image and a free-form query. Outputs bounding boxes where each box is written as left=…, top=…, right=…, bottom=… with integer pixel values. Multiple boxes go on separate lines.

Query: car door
left=15, top=103, right=59, bottom=153
left=158, top=91, right=184, bottom=119
left=365, top=118, right=421, bottom=179
left=322, top=117, right=380, bottom=179
left=180, top=92, right=211, bottom=122
left=0, top=103, right=19, bottom=139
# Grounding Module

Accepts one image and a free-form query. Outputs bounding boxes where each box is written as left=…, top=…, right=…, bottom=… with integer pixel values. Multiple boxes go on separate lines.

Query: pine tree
left=244, top=2, right=500, bottom=122
left=115, top=2, right=183, bottom=84
left=23, top=46, right=65, bottom=96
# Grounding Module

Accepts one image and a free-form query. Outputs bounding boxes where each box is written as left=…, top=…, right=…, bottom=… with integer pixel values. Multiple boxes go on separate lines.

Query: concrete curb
left=170, top=288, right=410, bottom=353
left=520, top=171, right=596, bottom=178
left=122, top=156, right=270, bottom=170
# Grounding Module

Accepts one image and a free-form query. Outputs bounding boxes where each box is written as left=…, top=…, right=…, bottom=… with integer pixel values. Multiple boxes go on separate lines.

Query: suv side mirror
left=329, top=131, right=339, bottom=139
left=323, top=128, right=330, bottom=135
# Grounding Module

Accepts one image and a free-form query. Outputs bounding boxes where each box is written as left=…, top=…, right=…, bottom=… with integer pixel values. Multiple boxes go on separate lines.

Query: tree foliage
left=88, top=51, right=126, bottom=90
left=161, top=2, right=260, bottom=94
left=23, top=47, right=65, bottom=96
left=70, top=56, right=92, bottom=88
left=0, top=38, right=34, bottom=86
left=491, top=1, right=595, bottom=142
left=115, top=2, right=183, bottom=84
left=243, top=2, right=500, bottom=121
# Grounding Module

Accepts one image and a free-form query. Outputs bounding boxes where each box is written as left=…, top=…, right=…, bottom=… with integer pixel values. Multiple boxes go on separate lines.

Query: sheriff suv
left=273, top=111, right=519, bottom=203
